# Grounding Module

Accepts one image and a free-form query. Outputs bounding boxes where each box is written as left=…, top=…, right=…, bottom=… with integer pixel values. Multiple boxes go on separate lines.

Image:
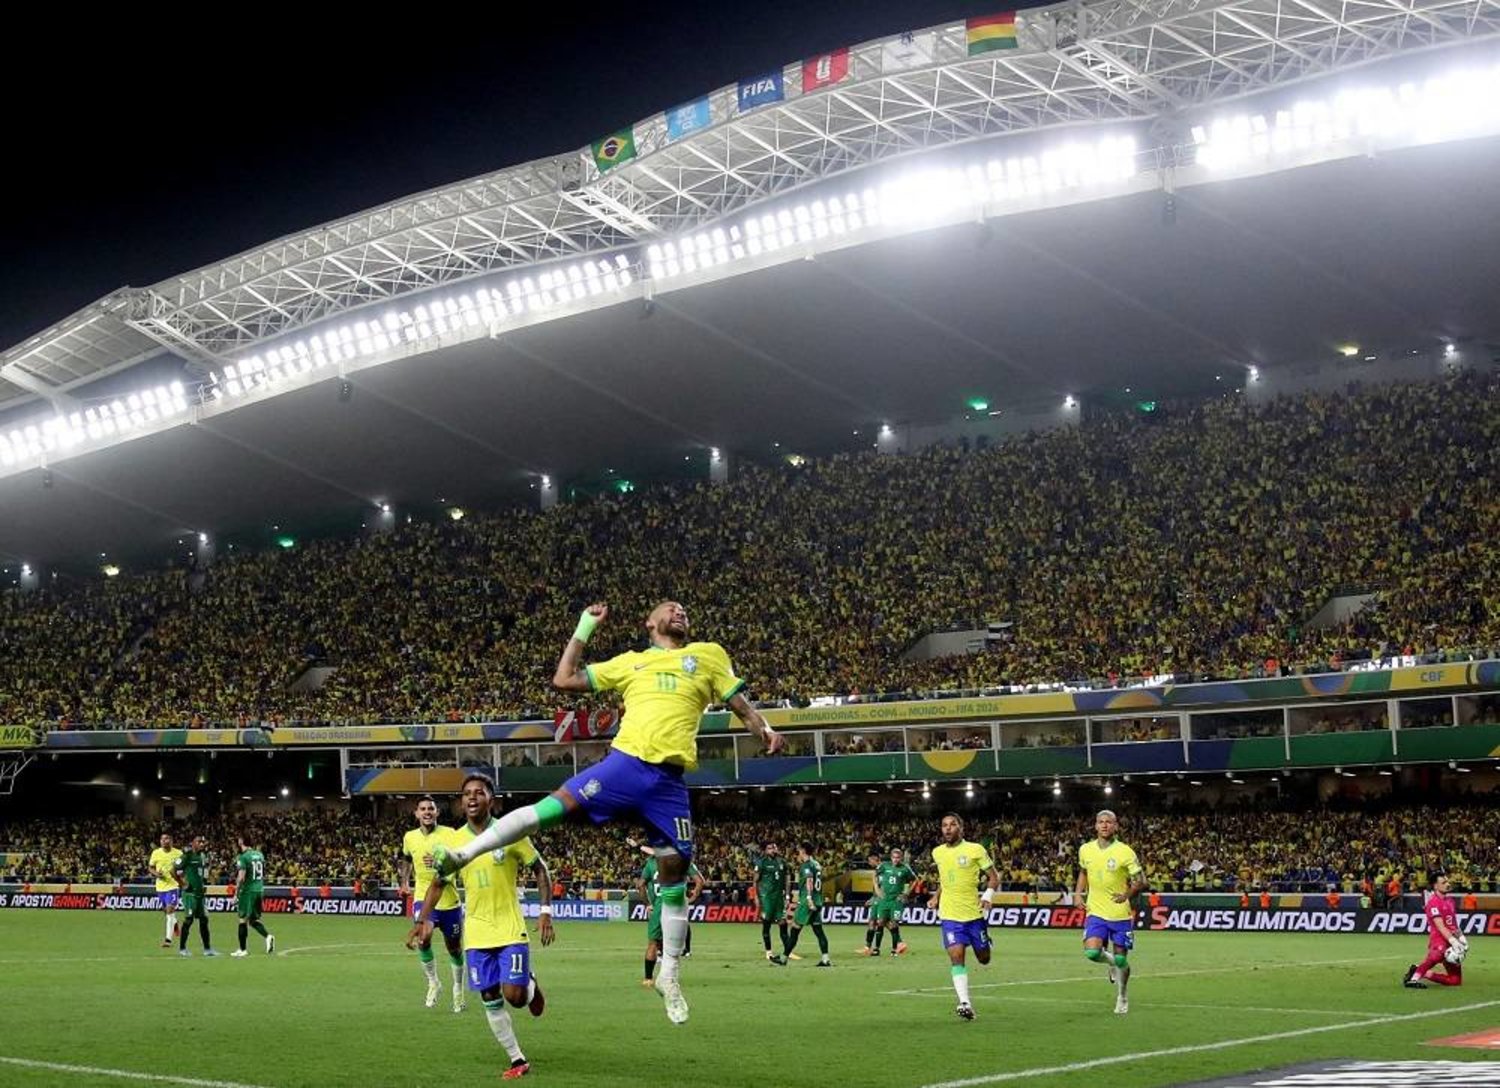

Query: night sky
left=0, top=1, right=1049, bottom=357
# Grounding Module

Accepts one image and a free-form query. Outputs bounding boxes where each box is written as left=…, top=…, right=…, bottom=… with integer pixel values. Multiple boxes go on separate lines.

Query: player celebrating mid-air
left=432, top=601, right=782, bottom=1025
left=1404, top=872, right=1468, bottom=988
left=753, top=841, right=790, bottom=963
left=399, top=796, right=465, bottom=1010
left=638, top=852, right=704, bottom=986
left=782, top=842, right=832, bottom=967
left=931, top=813, right=999, bottom=1021
left=231, top=834, right=274, bottom=958
left=410, top=774, right=554, bottom=1080
left=148, top=832, right=183, bottom=949
left=1076, top=810, right=1147, bottom=1015
left=864, top=847, right=915, bottom=957
left=173, top=834, right=218, bottom=957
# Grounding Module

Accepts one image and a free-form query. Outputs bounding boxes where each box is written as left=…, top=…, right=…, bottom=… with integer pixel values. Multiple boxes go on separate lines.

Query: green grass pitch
left=0, top=913, right=1493, bottom=1088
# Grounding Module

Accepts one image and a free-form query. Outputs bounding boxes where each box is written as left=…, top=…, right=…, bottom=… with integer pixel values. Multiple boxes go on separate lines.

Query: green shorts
left=871, top=898, right=902, bottom=925
left=183, top=892, right=207, bottom=918
left=757, top=895, right=785, bottom=923
left=646, top=907, right=663, bottom=945
left=794, top=900, right=823, bottom=927
left=237, top=888, right=263, bottom=920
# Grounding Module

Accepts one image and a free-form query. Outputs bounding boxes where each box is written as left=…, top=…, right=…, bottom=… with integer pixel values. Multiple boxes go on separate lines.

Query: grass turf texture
left=0, top=913, right=1493, bottom=1088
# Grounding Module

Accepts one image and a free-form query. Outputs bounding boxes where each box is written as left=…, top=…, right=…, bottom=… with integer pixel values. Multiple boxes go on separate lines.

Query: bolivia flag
left=967, top=12, right=1018, bottom=54
left=592, top=128, right=637, bottom=173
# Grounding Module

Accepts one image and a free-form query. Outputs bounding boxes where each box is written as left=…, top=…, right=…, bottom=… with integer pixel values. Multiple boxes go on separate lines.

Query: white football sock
left=952, top=967, right=971, bottom=1005
left=165, top=913, right=176, bottom=940
left=525, top=977, right=536, bottom=1004
left=484, top=1004, right=524, bottom=1062
left=452, top=960, right=465, bottom=987
left=453, top=807, right=539, bottom=865
left=659, top=899, right=689, bottom=982
left=421, top=959, right=438, bottom=983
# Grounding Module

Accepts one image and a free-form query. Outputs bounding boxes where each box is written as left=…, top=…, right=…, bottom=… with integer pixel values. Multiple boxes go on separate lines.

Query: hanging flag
left=882, top=29, right=935, bottom=71
left=803, top=47, right=850, bottom=91
left=738, top=69, right=785, bottom=112
left=967, top=12, right=1019, bottom=54
left=591, top=128, right=637, bottom=173
left=665, top=96, right=712, bottom=141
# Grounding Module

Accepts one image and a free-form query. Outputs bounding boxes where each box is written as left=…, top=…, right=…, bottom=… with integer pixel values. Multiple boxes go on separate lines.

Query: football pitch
left=0, top=913, right=1494, bottom=1088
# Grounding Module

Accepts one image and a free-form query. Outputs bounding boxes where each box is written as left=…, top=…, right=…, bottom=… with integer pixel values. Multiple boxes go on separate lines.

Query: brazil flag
left=592, top=128, right=637, bottom=173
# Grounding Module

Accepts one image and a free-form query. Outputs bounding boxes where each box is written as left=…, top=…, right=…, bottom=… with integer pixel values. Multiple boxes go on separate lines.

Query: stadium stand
left=4, top=801, right=1496, bottom=895
left=1, top=372, right=1496, bottom=731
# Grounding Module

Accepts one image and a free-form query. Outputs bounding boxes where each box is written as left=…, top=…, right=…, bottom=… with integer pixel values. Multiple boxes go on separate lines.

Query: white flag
left=1188, top=859, right=1206, bottom=873
left=882, top=30, right=935, bottom=72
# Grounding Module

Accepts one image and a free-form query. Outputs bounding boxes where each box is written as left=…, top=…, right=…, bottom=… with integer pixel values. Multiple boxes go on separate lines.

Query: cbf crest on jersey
left=1106, top=857, right=1119, bottom=871
left=957, top=855, right=970, bottom=867
left=681, top=655, right=699, bottom=674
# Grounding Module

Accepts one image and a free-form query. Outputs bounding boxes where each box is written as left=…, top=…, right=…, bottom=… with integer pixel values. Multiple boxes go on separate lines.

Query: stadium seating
left=1, top=372, right=1496, bottom=729
left=3, top=802, right=1495, bottom=894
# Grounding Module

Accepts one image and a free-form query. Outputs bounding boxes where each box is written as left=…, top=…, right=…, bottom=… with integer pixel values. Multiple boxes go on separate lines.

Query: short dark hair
left=461, top=772, right=495, bottom=795
left=942, top=812, right=964, bottom=827
left=1432, top=871, right=1450, bottom=885
left=763, top=841, right=777, bottom=850
left=800, top=840, right=814, bottom=853
left=417, top=794, right=437, bottom=806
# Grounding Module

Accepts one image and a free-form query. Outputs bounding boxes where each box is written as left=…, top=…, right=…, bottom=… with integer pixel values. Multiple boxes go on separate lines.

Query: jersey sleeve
left=1124, top=846, right=1144, bottom=877
left=513, top=836, right=540, bottom=868
left=172, top=854, right=185, bottom=875
left=702, top=643, right=746, bottom=703
left=975, top=846, right=995, bottom=872
left=585, top=651, right=634, bottom=693
left=400, top=831, right=414, bottom=860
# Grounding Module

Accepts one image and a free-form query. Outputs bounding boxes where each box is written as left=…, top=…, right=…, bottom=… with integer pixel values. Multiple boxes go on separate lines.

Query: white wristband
left=537, top=907, right=553, bottom=916
left=980, top=888, right=995, bottom=904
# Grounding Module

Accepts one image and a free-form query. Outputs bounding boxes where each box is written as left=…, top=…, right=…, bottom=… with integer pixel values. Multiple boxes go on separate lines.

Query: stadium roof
left=2, top=0, right=1499, bottom=567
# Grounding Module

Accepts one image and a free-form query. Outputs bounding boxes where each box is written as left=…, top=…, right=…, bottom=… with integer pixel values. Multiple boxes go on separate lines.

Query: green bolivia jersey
left=175, top=849, right=208, bottom=895
left=641, top=858, right=700, bottom=907
left=236, top=849, right=266, bottom=890
left=875, top=861, right=915, bottom=902
left=799, top=858, right=824, bottom=906
left=753, top=855, right=787, bottom=897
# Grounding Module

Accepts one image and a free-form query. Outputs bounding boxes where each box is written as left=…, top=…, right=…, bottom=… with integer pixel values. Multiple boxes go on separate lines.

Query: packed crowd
left=4, top=800, right=1496, bottom=895
left=2, top=372, right=1497, bottom=729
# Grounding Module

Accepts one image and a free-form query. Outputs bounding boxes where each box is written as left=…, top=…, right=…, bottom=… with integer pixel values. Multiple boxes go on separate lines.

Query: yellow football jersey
left=148, top=847, right=183, bottom=892
left=450, top=821, right=539, bottom=950
left=402, top=826, right=460, bottom=911
left=587, top=641, right=744, bottom=770
left=932, top=840, right=994, bottom=923
left=1078, top=839, right=1143, bottom=922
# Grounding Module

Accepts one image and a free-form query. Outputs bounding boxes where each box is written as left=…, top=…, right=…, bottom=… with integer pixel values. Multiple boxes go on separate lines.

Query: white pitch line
left=0, top=1056, right=275, bottom=1088
left=916, top=999, right=1500, bottom=1088
left=881, top=955, right=1394, bottom=995
left=892, top=991, right=1386, bottom=1018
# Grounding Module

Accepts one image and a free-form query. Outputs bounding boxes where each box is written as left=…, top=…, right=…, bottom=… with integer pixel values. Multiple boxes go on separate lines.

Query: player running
left=863, top=847, right=915, bottom=957
left=638, top=853, right=704, bottom=986
left=1404, top=872, right=1468, bottom=988
left=410, top=773, right=554, bottom=1080
left=399, top=796, right=465, bottom=1010
left=782, top=842, right=832, bottom=967
left=1076, top=809, right=1147, bottom=1015
left=148, top=832, right=183, bottom=949
left=753, top=841, right=790, bottom=963
left=173, top=834, right=218, bottom=957
left=231, top=834, right=274, bottom=957
left=931, top=813, right=999, bottom=1021
left=431, top=601, right=782, bottom=1025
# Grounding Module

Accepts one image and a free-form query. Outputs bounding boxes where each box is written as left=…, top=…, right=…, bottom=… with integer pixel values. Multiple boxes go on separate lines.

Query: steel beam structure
left=3, top=0, right=1497, bottom=406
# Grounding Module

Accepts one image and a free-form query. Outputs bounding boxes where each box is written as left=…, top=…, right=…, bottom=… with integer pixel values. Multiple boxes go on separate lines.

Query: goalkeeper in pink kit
left=1403, top=872, right=1467, bottom=988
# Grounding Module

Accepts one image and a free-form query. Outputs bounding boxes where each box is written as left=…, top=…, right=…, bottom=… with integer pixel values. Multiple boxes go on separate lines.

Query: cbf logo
left=681, top=655, right=698, bottom=675
left=957, top=856, right=969, bottom=868
left=1106, top=858, right=1118, bottom=871
left=580, top=778, right=603, bottom=799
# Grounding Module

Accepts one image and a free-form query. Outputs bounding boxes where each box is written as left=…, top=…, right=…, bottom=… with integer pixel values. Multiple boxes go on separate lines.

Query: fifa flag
left=665, top=96, right=712, bottom=141
left=967, top=12, right=1019, bottom=54
left=882, top=29, right=935, bottom=71
left=592, top=128, right=637, bottom=173
left=803, top=47, right=850, bottom=91
left=738, top=69, right=785, bottom=112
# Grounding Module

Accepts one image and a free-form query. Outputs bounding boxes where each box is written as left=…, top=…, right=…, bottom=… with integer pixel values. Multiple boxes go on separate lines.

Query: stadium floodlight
left=1444, top=342, right=1457, bottom=357
left=1064, top=395, right=1077, bottom=408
